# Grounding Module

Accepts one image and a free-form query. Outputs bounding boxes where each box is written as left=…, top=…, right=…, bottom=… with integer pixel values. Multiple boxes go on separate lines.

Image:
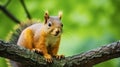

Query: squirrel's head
left=44, top=11, right=63, bottom=37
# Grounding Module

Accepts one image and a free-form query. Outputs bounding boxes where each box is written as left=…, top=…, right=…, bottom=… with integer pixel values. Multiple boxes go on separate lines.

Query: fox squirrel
left=17, top=11, right=64, bottom=63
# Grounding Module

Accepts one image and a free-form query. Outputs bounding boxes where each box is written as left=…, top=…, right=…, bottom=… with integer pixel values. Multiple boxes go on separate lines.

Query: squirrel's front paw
left=55, top=55, right=65, bottom=59
left=44, top=54, right=52, bottom=63
left=32, top=48, right=43, bottom=55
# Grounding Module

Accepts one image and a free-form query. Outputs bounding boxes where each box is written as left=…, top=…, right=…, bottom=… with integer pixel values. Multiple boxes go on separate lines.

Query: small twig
left=4, top=0, right=11, bottom=7
left=20, top=0, right=31, bottom=19
left=0, top=5, right=21, bottom=24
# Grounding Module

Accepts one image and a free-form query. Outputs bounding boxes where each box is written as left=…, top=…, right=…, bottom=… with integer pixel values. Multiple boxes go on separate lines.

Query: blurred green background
left=0, top=0, right=120, bottom=67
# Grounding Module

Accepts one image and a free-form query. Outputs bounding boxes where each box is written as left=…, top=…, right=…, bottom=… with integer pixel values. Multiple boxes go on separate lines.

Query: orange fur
left=17, top=28, right=33, bottom=49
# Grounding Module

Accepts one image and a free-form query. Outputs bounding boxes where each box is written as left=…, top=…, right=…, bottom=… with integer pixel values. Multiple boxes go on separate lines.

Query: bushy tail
left=9, top=20, right=38, bottom=45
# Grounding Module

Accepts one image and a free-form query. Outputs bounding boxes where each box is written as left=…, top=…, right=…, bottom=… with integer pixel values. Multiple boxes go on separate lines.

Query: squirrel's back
left=17, top=23, right=43, bottom=48
left=28, top=23, right=43, bottom=33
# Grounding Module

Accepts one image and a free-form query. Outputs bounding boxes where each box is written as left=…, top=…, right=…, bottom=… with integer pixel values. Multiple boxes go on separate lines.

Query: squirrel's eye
left=61, top=24, right=63, bottom=27
left=48, top=23, right=52, bottom=27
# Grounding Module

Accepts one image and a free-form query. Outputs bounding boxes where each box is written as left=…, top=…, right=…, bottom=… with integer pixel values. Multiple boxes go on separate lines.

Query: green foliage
left=0, top=0, right=120, bottom=67
left=0, top=58, right=8, bottom=67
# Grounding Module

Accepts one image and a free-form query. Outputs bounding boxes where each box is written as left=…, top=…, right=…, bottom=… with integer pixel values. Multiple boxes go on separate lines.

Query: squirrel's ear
left=44, top=11, right=49, bottom=24
left=58, top=11, right=62, bottom=20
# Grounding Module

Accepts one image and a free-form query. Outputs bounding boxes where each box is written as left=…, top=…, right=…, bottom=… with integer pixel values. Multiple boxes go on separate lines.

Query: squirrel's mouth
left=54, top=33, right=59, bottom=36
left=54, top=30, right=60, bottom=36
left=50, top=28, right=62, bottom=36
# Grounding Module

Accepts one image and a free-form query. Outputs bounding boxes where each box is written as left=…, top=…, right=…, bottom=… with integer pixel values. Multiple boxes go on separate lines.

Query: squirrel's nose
left=56, top=31, right=60, bottom=34
left=55, top=30, right=60, bottom=36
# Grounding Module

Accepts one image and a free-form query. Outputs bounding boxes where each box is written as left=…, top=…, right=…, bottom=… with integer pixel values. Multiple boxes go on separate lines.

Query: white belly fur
left=46, top=35, right=58, bottom=47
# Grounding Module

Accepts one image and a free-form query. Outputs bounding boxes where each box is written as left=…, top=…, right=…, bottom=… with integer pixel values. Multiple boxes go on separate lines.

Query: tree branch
left=20, top=0, right=31, bottom=19
left=0, top=5, right=21, bottom=24
left=65, top=41, right=120, bottom=67
left=0, top=40, right=120, bottom=67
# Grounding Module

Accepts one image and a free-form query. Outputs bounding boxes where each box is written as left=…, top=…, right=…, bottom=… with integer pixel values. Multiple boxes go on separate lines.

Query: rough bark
left=0, top=40, right=120, bottom=67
